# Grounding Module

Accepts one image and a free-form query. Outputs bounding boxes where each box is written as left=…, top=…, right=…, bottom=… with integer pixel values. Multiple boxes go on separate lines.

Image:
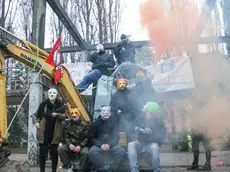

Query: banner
left=64, top=56, right=195, bottom=95
left=146, top=56, right=195, bottom=92
left=63, top=62, right=92, bottom=95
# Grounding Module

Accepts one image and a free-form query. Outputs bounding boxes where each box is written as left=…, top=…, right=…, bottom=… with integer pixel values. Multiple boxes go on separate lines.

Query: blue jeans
left=62, top=119, right=70, bottom=127
left=128, top=141, right=161, bottom=172
left=119, top=115, right=134, bottom=143
left=76, top=69, right=102, bottom=93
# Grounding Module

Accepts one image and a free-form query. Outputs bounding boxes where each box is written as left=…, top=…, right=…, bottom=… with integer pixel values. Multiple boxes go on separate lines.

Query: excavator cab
left=92, top=62, right=156, bottom=147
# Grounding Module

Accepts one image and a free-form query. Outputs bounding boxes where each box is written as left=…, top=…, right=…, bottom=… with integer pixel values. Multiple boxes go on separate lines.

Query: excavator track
left=0, top=142, right=30, bottom=172
left=0, top=159, right=30, bottom=172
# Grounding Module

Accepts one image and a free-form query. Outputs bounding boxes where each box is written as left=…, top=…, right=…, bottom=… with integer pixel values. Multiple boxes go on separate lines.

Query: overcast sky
left=43, top=0, right=224, bottom=48
left=44, top=0, right=149, bottom=47
left=120, top=0, right=149, bottom=41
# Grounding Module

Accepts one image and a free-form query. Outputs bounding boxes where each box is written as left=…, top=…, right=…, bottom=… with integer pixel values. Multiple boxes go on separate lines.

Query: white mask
left=96, top=43, right=104, bottom=53
left=100, top=106, right=111, bottom=120
left=48, top=88, right=58, bottom=102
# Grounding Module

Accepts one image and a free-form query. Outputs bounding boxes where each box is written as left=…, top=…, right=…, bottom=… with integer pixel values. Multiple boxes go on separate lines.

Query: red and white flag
left=54, top=46, right=63, bottom=85
left=46, top=37, right=63, bottom=85
left=46, top=37, right=61, bottom=67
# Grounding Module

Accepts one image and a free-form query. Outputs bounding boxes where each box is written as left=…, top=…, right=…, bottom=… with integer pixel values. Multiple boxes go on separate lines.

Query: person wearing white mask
left=34, top=88, right=67, bottom=172
left=88, top=105, right=126, bottom=172
left=76, top=43, right=115, bottom=93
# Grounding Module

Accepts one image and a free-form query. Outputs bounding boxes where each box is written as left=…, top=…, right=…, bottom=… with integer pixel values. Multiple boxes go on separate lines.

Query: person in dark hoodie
left=34, top=88, right=67, bottom=172
left=186, top=101, right=212, bottom=171
left=76, top=43, right=115, bottom=93
left=114, top=34, right=136, bottom=65
left=58, top=109, right=91, bottom=172
left=109, top=77, right=137, bottom=142
left=186, top=132, right=212, bottom=171
left=128, top=102, right=166, bottom=172
left=88, top=105, right=126, bottom=172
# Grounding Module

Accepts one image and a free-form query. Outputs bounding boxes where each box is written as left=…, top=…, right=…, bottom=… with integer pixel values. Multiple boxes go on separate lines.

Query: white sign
left=63, top=62, right=92, bottom=95
left=146, top=56, right=195, bottom=92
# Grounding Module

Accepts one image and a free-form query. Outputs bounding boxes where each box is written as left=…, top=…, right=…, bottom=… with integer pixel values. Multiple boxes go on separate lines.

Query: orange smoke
left=139, top=0, right=199, bottom=63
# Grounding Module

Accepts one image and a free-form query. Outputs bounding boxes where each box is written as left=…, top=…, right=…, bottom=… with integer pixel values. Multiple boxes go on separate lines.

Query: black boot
left=199, top=149, right=212, bottom=171
left=187, top=151, right=199, bottom=171
left=199, top=163, right=212, bottom=171
left=187, top=164, right=199, bottom=170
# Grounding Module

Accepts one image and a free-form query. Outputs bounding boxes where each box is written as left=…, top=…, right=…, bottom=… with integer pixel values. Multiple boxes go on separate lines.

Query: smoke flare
left=139, top=0, right=199, bottom=63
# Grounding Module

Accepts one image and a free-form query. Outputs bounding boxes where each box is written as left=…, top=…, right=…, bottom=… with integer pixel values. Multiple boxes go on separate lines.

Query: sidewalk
left=9, top=150, right=230, bottom=167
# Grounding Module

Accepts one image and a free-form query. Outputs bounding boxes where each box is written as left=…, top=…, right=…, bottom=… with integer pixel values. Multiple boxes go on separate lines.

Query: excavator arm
left=0, top=28, right=91, bottom=144
left=0, top=41, right=90, bottom=120
left=0, top=27, right=91, bottom=171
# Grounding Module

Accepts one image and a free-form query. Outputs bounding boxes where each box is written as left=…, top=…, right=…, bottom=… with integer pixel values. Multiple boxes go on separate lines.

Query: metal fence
left=6, top=78, right=30, bottom=90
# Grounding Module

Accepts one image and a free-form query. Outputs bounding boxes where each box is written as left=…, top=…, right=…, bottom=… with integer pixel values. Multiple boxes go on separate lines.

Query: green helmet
left=144, top=102, right=160, bottom=113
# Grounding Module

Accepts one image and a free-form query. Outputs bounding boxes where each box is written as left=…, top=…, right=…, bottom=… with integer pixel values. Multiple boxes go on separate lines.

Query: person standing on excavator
left=76, top=43, right=115, bottom=93
left=34, top=88, right=67, bottom=172
left=109, top=77, right=138, bottom=143
left=114, top=34, right=136, bottom=65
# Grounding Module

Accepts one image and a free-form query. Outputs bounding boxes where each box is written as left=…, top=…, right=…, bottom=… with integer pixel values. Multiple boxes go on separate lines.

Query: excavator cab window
left=92, top=75, right=114, bottom=121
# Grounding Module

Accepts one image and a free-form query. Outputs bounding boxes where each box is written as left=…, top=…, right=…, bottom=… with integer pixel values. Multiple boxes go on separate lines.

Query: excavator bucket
left=0, top=159, right=31, bottom=172
left=0, top=143, right=30, bottom=172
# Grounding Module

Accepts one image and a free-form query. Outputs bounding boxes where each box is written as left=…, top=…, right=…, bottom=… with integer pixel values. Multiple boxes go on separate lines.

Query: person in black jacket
left=34, top=88, right=67, bottom=172
left=109, top=77, right=138, bottom=142
left=76, top=44, right=115, bottom=93
left=88, top=105, right=126, bottom=172
left=128, top=102, right=166, bottom=172
left=114, top=34, right=136, bottom=65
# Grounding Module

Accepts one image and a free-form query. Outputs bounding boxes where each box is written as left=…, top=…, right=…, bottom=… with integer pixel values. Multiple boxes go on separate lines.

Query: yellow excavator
left=0, top=27, right=156, bottom=171
left=0, top=27, right=92, bottom=171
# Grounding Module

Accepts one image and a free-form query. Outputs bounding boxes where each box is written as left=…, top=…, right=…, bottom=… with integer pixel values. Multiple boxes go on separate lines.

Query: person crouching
left=58, top=109, right=91, bottom=172
left=88, top=105, right=126, bottom=172
left=128, top=102, right=166, bottom=172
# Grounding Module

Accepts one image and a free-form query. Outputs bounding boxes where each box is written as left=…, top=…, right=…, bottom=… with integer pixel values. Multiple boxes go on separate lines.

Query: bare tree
left=107, top=0, right=121, bottom=43
left=47, top=0, right=122, bottom=63
left=20, top=0, right=33, bottom=41
left=93, top=0, right=121, bottom=43
left=0, top=0, right=25, bottom=91
left=0, top=0, right=20, bottom=30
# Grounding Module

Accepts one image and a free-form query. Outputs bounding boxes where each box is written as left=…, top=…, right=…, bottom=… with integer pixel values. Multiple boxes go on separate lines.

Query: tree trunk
left=1, top=0, right=5, bottom=27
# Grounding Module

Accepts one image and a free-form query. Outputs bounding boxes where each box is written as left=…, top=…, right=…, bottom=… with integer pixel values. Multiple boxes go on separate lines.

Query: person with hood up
left=128, top=102, right=166, bottom=172
left=109, top=77, right=138, bottom=142
left=76, top=43, right=115, bottom=93
left=34, top=88, right=67, bottom=172
left=88, top=105, right=126, bottom=172
left=58, top=108, right=91, bottom=172
left=114, top=34, right=136, bottom=65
